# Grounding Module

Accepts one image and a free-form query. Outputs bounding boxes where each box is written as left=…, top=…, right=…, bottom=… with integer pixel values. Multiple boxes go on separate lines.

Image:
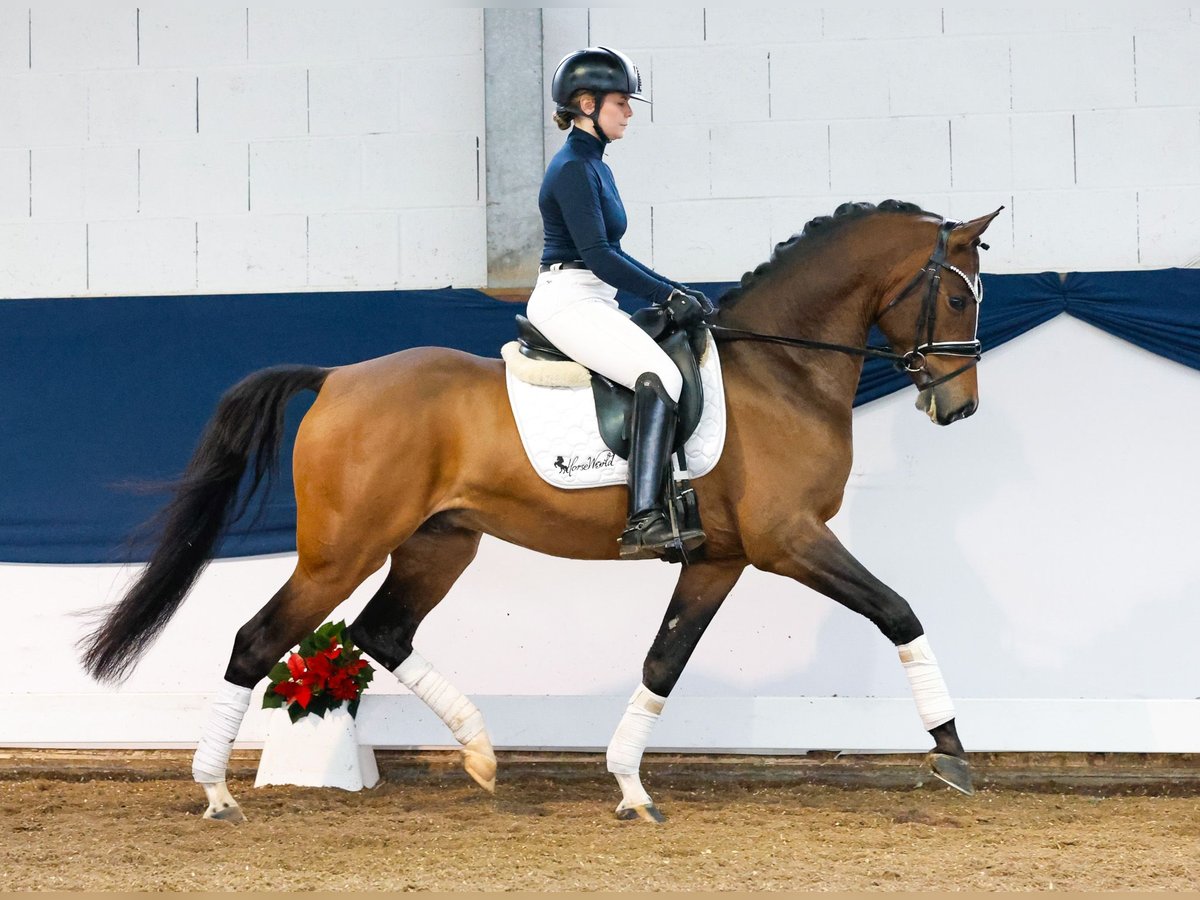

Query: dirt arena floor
left=1, top=750, right=1198, bottom=891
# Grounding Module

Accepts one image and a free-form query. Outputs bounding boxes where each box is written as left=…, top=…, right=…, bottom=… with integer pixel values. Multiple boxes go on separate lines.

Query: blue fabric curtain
left=3, top=269, right=1197, bottom=563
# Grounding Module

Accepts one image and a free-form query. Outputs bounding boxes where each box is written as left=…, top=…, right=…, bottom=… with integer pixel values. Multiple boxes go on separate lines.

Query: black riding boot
left=617, top=373, right=706, bottom=560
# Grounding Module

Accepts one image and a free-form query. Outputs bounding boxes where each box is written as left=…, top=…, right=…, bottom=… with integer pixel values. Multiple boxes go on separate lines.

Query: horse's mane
left=718, top=199, right=933, bottom=309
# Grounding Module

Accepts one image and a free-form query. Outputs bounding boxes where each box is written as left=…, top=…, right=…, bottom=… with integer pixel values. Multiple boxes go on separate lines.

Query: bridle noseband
left=877, top=218, right=983, bottom=390
left=708, top=218, right=984, bottom=391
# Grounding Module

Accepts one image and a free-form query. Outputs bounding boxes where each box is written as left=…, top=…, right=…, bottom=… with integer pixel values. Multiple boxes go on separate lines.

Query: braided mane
left=718, top=199, right=933, bottom=308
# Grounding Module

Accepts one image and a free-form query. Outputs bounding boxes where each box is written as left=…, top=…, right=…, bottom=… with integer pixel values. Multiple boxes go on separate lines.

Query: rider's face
left=580, top=93, right=633, bottom=141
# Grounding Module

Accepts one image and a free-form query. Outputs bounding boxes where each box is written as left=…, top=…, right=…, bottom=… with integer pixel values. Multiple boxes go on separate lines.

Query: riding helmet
left=551, top=46, right=648, bottom=107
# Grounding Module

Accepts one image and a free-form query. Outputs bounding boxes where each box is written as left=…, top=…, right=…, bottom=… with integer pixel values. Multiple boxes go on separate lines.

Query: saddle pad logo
left=504, top=335, right=727, bottom=491
left=554, top=451, right=617, bottom=477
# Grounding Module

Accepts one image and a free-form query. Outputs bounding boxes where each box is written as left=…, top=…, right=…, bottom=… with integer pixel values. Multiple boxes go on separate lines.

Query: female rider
left=527, top=46, right=709, bottom=561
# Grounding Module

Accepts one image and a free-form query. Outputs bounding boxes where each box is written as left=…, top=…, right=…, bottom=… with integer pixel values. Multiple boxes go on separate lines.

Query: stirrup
left=618, top=512, right=705, bottom=561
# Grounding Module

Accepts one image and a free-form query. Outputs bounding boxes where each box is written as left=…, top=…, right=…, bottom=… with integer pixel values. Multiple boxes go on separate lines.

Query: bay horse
left=80, top=200, right=1001, bottom=824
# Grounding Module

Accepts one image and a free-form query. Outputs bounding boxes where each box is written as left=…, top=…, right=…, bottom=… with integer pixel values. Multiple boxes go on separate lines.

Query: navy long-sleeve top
left=539, top=128, right=679, bottom=304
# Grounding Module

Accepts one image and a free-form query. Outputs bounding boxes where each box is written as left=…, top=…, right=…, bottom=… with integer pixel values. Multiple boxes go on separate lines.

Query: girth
left=514, top=309, right=707, bottom=460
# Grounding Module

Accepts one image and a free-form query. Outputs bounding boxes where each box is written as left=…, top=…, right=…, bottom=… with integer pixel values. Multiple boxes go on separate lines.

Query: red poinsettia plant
left=262, top=620, right=375, bottom=723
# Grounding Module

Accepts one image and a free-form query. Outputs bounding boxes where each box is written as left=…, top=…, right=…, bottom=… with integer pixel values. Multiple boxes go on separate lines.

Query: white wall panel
left=653, top=198, right=772, bottom=282
left=0, top=4, right=26, bottom=69
left=829, top=117, right=951, bottom=195
left=0, top=73, right=86, bottom=147
left=942, top=8, right=1071, bottom=35
left=29, top=1, right=134, bottom=71
left=704, top=8, right=822, bottom=45
left=308, top=211, right=400, bottom=288
left=949, top=115, right=1011, bottom=192
left=200, top=67, right=307, bottom=140
left=361, top=132, right=479, bottom=208
left=308, top=63, right=401, bottom=136
left=888, top=37, right=1011, bottom=117
left=139, top=141, right=246, bottom=217
left=138, top=1, right=248, bottom=68
left=770, top=42, right=894, bottom=121
left=821, top=7, right=942, bottom=40
left=0, top=148, right=28, bottom=219
left=1010, top=113, right=1076, bottom=190
left=29, top=147, right=82, bottom=218
left=87, top=218, right=195, bottom=295
left=362, top=7, right=483, bottom=60
left=81, top=145, right=139, bottom=217
left=587, top=8, right=706, bottom=49
left=605, top=124, right=710, bottom=203
left=247, top=2, right=365, bottom=66
left=710, top=121, right=829, bottom=199
left=1137, top=186, right=1200, bottom=266
left=86, top=70, right=194, bottom=143
left=1012, top=189, right=1139, bottom=271
left=1075, top=108, right=1200, bottom=188
left=1135, top=29, right=1200, bottom=106
left=398, top=206, right=486, bottom=289
left=400, top=54, right=486, bottom=135
left=0, top=221, right=84, bottom=296
left=196, top=214, right=307, bottom=291
left=652, top=47, right=769, bottom=125
left=249, top=138, right=360, bottom=215
left=1010, top=32, right=1135, bottom=111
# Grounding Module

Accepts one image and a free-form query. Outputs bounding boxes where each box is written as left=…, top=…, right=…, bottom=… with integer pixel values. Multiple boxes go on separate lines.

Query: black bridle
left=708, top=219, right=984, bottom=391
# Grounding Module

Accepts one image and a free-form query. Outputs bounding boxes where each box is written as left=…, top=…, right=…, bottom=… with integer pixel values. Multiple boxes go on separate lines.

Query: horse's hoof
left=203, top=803, right=245, bottom=824
left=615, top=803, right=665, bottom=823
left=463, top=735, right=497, bottom=794
left=928, top=752, right=975, bottom=796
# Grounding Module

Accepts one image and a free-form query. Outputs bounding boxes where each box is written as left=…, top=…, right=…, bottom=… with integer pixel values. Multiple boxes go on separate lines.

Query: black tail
left=79, top=364, right=328, bottom=684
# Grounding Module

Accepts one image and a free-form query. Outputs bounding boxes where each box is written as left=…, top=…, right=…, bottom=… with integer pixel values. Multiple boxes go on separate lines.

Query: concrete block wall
left=544, top=7, right=1200, bottom=279
left=0, top=1, right=485, bottom=298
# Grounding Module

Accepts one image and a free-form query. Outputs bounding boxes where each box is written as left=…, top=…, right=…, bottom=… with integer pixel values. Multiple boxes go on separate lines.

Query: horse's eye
left=948, top=295, right=967, bottom=311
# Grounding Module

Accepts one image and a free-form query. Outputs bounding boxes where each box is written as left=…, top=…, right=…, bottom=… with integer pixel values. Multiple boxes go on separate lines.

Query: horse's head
left=873, top=209, right=1003, bottom=426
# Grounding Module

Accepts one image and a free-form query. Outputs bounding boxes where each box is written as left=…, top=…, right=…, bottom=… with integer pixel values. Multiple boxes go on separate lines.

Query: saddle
left=513, top=307, right=708, bottom=460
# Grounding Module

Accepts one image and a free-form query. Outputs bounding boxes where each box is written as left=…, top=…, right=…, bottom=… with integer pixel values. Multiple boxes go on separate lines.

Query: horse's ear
left=950, top=207, right=1004, bottom=250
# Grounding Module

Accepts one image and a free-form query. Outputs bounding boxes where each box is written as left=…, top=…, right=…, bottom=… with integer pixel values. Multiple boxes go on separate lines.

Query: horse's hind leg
left=193, top=553, right=385, bottom=822
left=756, top=524, right=972, bottom=795
left=345, top=524, right=496, bottom=792
left=607, top=560, right=746, bottom=823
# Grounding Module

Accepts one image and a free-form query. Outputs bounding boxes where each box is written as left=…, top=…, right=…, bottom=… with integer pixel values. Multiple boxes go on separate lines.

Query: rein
left=707, top=219, right=983, bottom=391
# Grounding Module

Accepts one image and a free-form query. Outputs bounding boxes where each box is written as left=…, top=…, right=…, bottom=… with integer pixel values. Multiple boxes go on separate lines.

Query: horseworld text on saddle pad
left=502, top=334, right=727, bottom=490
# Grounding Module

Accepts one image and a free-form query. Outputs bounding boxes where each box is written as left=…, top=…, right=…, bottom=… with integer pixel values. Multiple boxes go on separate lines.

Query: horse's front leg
left=753, top=523, right=973, bottom=794
left=606, top=559, right=746, bottom=822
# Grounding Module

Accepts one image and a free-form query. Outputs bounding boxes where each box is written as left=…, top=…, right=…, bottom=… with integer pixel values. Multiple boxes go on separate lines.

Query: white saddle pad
left=502, top=333, right=727, bottom=490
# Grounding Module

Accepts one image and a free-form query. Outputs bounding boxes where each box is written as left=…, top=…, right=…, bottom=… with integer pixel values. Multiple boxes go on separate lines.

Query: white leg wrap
left=606, top=684, right=665, bottom=776
left=192, top=680, right=253, bottom=783
left=898, top=634, right=955, bottom=731
left=394, top=651, right=485, bottom=746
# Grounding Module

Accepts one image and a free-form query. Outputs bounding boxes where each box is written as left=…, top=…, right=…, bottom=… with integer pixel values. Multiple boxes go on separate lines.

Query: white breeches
left=525, top=268, right=683, bottom=402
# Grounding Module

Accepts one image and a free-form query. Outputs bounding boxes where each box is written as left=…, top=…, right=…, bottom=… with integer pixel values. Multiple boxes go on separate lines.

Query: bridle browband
left=708, top=219, right=984, bottom=392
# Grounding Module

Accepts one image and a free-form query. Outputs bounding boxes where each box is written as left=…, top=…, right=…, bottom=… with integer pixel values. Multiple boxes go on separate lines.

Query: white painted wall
left=5, top=318, right=1200, bottom=750
left=0, top=1, right=486, bottom=298
left=544, top=6, right=1200, bottom=278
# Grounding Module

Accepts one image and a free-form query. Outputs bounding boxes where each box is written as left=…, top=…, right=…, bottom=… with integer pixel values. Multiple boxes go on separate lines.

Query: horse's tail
left=79, top=364, right=329, bottom=684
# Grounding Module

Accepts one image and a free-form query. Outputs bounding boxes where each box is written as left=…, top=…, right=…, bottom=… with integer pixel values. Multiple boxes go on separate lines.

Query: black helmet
left=551, top=46, right=648, bottom=106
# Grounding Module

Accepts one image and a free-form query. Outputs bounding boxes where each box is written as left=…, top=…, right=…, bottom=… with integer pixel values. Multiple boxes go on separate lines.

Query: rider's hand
left=680, top=286, right=715, bottom=317
left=661, top=289, right=710, bottom=327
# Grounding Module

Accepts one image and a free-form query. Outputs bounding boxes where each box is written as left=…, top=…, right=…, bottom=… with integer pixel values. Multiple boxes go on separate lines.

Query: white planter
left=254, top=706, right=380, bottom=791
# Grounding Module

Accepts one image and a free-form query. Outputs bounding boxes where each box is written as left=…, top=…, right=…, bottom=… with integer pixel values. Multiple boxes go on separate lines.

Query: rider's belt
left=538, top=260, right=589, bottom=273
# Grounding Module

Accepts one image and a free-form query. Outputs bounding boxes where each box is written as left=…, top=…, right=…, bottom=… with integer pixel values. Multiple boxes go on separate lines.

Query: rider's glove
left=661, top=288, right=711, bottom=328
left=680, top=286, right=715, bottom=317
